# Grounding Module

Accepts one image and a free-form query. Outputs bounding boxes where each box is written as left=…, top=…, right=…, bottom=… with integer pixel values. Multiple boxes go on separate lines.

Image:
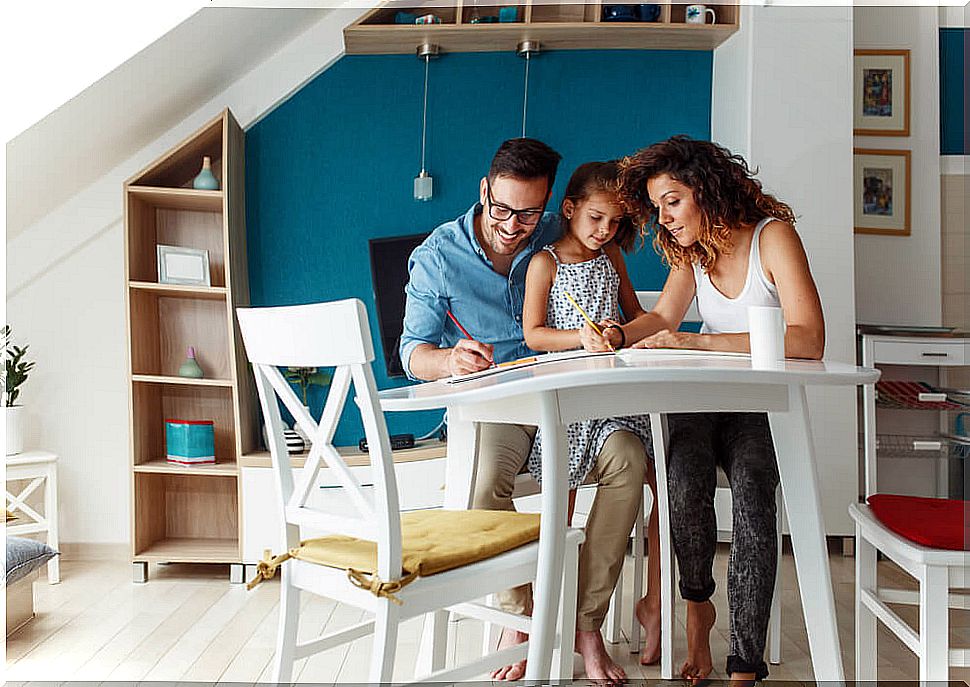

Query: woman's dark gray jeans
left=666, top=412, right=779, bottom=680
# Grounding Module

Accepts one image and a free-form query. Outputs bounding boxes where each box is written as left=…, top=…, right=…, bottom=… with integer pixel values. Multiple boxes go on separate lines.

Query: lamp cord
left=420, top=54, right=430, bottom=172
left=521, top=51, right=530, bottom=138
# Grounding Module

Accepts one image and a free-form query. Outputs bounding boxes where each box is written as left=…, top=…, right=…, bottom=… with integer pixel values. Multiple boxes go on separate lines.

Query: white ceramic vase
left=5, top=405, right=24, bottom=455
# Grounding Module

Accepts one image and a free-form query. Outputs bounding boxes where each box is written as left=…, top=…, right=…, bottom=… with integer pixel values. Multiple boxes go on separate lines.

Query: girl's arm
left=523, top=250, right=583, bottom=351
left=635, top=221, right=825, bottom=359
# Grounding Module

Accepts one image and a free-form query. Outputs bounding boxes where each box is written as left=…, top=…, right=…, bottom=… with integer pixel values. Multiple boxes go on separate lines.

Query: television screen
left=369, top=232, right=431, bottom=377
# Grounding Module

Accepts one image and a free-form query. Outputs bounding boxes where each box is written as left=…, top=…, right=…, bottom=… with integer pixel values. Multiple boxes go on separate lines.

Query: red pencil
left=446, top=310, right=475, bottom=340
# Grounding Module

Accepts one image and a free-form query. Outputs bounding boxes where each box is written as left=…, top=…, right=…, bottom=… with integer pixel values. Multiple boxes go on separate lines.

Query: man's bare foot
left=575, top=629, right=627, bottom=684
left=680, top=600, right=716, bottom=684
left=635, top=595, right=661, bottom=665
left=490, top=628, right=528, bottom=680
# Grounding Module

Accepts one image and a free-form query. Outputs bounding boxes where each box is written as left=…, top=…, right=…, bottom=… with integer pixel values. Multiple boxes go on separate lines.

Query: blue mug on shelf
left=602, top=4, right=637, bottom=21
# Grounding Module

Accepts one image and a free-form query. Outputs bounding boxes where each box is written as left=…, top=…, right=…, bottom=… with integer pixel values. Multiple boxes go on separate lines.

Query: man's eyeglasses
left=485, top=180, right=544, bottom=226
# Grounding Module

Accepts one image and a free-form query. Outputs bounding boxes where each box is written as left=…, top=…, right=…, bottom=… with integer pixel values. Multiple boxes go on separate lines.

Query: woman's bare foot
left=575, top=629, right=627, bottom=684
left=681, top=600, right=716, bottom=684
left=635, top=595, right=662, bottom=665
left=490, top=627, right=528, bottom=680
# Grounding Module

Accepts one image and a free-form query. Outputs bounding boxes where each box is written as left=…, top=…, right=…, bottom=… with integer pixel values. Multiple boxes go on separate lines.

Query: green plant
left=2, top=325, right=35, bottom=407
left=284, top=367, right=332, bottom=405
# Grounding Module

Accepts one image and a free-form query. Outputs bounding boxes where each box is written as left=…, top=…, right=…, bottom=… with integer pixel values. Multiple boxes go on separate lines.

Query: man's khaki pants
left=473, top=422, right=647, bottom=632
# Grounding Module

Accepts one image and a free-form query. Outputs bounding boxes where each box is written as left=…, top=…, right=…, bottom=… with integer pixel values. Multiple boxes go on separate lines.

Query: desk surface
left=379, top=350, right=879, bottom=411
left=5, top=450, right=57, bottom=466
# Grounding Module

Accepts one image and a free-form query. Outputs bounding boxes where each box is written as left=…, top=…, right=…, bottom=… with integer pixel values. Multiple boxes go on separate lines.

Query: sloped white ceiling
left=6, top=7, right=330, bottom=238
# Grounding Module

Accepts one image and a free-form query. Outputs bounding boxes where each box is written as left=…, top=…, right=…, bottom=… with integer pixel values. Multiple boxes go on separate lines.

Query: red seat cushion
left=867, top=494, right=970, bottom=551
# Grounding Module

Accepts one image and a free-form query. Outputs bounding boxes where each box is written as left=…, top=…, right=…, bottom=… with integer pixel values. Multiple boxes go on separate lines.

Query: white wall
left=5, top=8, right=365, bottom=546
left=714, top=4, right=858, bottom=535
left=853, top=7, right=943, bottom=327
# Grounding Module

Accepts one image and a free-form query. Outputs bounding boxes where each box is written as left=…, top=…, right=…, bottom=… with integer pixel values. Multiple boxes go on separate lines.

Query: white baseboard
left=942, top=155, right=969, bottom=175
left=58, top=542, right=128, bottom=561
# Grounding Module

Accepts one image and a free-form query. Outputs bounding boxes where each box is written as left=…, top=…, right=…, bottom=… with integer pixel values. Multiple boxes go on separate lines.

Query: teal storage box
left=165, top=419, right=215, bottom=465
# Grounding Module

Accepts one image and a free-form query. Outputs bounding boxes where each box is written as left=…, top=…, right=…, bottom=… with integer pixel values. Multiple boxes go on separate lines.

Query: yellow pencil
left=563, top=290, right=615, bottom=352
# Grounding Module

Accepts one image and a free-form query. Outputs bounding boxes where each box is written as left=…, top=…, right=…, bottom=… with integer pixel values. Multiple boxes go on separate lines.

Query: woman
left=596, top=136, right=824, bottom=682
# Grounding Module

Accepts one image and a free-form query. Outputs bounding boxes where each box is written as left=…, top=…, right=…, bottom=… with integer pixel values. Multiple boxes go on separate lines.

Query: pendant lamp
left=517, top=41, right=541, bottom=137
left=414, top=43, right=440, bottom=201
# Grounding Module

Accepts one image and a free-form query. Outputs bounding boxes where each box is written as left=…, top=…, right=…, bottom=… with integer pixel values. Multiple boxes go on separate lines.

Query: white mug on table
left=685, top=4, right=716, bottom=23
left=748, top=305, right=786, bottom=369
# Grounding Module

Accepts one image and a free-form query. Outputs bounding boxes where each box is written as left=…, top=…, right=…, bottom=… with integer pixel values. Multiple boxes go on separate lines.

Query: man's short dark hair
left=488, top=138, right=562, bottom=192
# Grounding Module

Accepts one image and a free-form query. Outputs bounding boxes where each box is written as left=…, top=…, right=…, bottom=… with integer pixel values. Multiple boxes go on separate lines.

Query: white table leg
left=442, top=413, right=479, bottom=510
left=649, top=413, right=676, bottom=680
left=767, top=385, right=845, bottom=681
left=525, top=391, right=568, bottom=682
left=46, top=462, right=60, bottom=583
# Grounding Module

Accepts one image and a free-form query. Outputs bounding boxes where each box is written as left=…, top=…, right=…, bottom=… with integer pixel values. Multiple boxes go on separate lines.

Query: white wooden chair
left=237, top=299, right=584, bottom=683
left=850, top=417, right=969, bottom=680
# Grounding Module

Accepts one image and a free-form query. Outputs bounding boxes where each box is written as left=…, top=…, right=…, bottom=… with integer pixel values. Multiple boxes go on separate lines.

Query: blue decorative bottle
left=192, top=156, right=219, bottom=190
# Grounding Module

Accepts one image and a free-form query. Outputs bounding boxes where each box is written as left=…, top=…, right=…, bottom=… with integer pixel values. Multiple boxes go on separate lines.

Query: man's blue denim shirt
left=400, top=203, right=561, bottom=379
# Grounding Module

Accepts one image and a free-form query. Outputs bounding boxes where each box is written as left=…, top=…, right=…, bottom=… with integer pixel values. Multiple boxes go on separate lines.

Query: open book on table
left=445, top=349, right=615, bottom=384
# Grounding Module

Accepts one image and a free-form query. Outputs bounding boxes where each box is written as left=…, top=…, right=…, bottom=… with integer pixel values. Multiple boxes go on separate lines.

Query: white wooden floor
left=6, top=544, right=970, bottom=683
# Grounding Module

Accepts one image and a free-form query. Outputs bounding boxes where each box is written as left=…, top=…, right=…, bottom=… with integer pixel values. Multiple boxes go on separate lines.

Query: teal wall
left=246, top=49, right=713, bottom=446
left=940, top=28, right=968, bottom=155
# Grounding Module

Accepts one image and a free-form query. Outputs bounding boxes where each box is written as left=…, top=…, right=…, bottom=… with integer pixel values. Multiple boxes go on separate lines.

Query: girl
left=522, top=161, right=664, bottom=676
left=613, top=136, right=825, bottom=683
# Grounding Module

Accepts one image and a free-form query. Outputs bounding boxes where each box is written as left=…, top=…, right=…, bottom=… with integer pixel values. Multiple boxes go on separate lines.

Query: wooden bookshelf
left=124, top=109, right=255, bottom=583
left=344, top=1, right=739, bottom=54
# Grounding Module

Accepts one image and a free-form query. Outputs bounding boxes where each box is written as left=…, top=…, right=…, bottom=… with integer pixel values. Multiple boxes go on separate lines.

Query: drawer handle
left=917, top=392, right=948, bottom=402
left=912, top=440, right=943, bottom=451
left=921, top=352, right=949, bottom=357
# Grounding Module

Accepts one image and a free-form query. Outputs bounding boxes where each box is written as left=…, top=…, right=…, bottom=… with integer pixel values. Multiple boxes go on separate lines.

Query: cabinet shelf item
left=131, top=374, right=234, bottom=387
left=129, top=281, right=228, bottom=300
left=344, top=1, right=739, bottom=55
left=125, top=109, right=255, bottom=574
left=875, top=380, right=970, bottom=410
left=134, top=459, right=239, bottom=476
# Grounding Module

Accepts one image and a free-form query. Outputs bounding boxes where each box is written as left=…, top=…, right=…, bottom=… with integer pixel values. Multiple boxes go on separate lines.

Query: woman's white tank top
left=692, top=217, right=781, bottom=334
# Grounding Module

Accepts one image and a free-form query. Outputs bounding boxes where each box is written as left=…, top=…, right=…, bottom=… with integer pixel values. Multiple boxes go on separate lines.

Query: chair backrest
left=237, top=299, right=402, bottom=580
left=635, top=290, right=702, bottom=326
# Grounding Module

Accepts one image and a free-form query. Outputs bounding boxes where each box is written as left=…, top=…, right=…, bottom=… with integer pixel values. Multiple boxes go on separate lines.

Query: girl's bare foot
left=490, top=628, right=528, bottom=680
left=634, top=595, right=662, bottom=665
left=575, top=629, right=627, bottom=684
left=680, top=599, right=716, bottom=684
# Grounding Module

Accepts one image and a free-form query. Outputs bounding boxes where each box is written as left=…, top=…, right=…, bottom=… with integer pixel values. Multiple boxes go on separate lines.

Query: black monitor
left=368, top=232, right=431, bottom=377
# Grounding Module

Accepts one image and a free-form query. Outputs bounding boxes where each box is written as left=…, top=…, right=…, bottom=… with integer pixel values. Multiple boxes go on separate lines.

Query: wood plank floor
left=6, top=544, right=970, bottom=682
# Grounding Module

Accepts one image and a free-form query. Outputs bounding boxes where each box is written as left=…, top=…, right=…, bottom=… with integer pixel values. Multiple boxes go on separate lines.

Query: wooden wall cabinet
left=344, top=1, right=740, bottom=54
left=124, top=109, right=256, bottom=582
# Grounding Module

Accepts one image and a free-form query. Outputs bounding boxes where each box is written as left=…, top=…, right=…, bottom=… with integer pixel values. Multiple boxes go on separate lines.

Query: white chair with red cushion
left=850, top=480, right=970, bottom=678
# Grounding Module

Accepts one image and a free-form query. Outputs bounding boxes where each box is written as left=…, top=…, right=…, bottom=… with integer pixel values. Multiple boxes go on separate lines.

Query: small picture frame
left=157, top=245, right=211, bottom=286
left=854, top=49, right=910, bottom=137
left=853, top=148, right=911, bottom=236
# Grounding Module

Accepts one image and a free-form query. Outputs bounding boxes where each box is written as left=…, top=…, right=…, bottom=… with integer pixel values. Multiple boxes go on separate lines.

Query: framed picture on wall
left=853, top=148, right=911, bottom=236
left=854, top=49, right=910, bottom=136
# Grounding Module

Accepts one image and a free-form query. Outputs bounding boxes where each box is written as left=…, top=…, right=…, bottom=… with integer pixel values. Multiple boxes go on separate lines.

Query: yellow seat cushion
left=295, top=509, right=540, bottom=577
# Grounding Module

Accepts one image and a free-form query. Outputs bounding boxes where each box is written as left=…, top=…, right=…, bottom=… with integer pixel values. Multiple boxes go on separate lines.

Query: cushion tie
left=347, top=567, right=419, bottom=606
left=246, top=549, right=294, bottom=590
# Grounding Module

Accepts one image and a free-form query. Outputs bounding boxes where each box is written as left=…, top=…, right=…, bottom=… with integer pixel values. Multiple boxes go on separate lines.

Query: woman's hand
left=632, top=329, right=706, bottom=351
left=579, top=321, right=616, bottom=352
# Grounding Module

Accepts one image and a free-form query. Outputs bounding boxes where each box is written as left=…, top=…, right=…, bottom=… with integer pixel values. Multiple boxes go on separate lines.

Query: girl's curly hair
left=562, top=160, right=643, bottom=253
left=618, top=136, right=795, bottom=271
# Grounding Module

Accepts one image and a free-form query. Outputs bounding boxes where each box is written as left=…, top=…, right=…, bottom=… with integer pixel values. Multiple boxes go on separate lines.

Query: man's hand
left=447, top=339, right=494, bottom=376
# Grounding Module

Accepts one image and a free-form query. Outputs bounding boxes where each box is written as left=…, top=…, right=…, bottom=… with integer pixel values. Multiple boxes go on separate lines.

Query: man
left=400, top=138, right=646, bottom=683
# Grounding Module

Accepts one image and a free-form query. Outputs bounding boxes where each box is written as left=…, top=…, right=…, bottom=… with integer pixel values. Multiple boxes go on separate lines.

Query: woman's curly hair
left=618, top=136, right=795, bottom=271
